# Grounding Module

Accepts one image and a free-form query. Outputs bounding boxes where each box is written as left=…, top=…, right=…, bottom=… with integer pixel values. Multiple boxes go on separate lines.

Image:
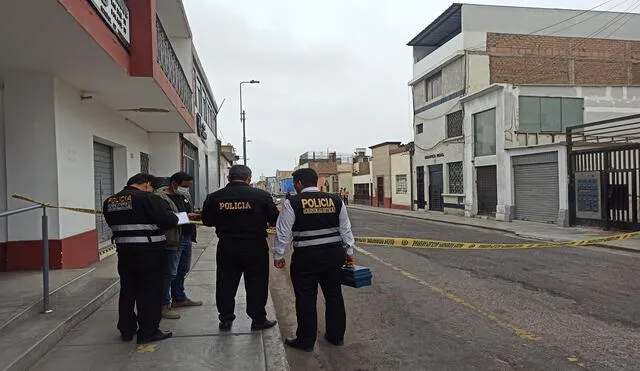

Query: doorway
left=416, top=166, right=426, bottom=209
left=377, top=176, right=384, bottom=208
left=476, top=165, right=497, bottom=216
left=428, top=164, right=444, bottom=211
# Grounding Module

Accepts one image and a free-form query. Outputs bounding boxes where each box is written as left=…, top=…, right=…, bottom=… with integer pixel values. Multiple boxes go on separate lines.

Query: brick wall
left=487, top=33, right=640, bottom=85
left=308, top=161, right=338, bottom=175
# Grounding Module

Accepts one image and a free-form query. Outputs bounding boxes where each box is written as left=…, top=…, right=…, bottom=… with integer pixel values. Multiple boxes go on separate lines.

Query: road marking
left=355, top=246, right=542, bottom=341
left=567, top=356, right=585, bottom=367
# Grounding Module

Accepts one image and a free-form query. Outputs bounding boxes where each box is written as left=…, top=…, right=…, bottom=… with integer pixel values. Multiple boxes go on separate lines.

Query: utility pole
left=240, top=80, right=260, bottom=166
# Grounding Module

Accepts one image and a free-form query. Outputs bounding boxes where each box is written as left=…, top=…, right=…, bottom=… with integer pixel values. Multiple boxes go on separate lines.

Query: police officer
left=274, top=168, right=356, bottom=352
left=103, top=173, right=179, bottom=344
left=201, top=165, right=280, bottom=331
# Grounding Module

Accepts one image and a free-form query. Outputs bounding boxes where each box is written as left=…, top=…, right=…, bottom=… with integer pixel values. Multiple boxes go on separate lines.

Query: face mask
left=176, top=186, right=191, bottom=198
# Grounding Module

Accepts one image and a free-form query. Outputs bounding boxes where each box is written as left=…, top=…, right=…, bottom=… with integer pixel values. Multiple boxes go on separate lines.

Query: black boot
left=251, top=319, right=277, bottom=331
left=284, top=338, right=314, bottom=352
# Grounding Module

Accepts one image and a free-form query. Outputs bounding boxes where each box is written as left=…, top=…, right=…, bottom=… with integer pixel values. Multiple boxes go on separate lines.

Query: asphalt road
left=269, top=208, right=640, bottom=371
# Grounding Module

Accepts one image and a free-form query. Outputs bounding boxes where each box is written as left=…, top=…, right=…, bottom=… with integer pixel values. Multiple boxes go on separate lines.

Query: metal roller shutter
left=513, top=152, right=559, bottom=224
left=94, top=142, right=114, bottom=243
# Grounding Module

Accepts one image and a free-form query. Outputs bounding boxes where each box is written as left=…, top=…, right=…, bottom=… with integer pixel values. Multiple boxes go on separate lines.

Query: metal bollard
left=42, top=205, right=52, bottom=314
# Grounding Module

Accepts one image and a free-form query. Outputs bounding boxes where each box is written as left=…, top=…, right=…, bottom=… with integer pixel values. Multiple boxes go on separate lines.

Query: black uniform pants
left=117, top=249, right=164, bottom=337
left=216, top=238, right=269, bottom=323
left=290, top=245, right=346, bottom=347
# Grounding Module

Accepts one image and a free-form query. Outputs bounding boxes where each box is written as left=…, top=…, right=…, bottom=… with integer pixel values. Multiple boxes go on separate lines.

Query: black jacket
left=201, top=182, right=279, bottom=240
left=167, top=193, right=198, bottom=242
left=103, top=186, right=179, bottom=251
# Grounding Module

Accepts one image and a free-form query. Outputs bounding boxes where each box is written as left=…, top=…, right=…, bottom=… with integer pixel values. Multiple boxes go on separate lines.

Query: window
left=474, top=109, right=496, bottom=157
left=140, top=152, right=149, bottom=174
left=416, top=123, right=424, bottom=134
left=519, top=96, right=583, bottom=133
left=425, top=72, right=442, bottom=102
left=395, top=175, right=408, bottom=194
left=446, top=110, right=463, bottom=138
left=448, top=162, right=463, bottom=194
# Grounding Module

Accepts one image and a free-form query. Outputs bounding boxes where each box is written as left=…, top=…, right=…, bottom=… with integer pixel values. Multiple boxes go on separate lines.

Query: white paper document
left=174, top=212, right=190, bottom=225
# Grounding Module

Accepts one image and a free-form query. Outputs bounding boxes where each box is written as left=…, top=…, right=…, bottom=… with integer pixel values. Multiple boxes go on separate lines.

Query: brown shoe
left=172, top=298, right=203, bottom=307
left=162, top=305, right=181, bottom=319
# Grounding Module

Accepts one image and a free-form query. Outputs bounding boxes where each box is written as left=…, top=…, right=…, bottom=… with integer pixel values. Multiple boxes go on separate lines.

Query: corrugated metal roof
left=407, top=3, right=462, bottom=47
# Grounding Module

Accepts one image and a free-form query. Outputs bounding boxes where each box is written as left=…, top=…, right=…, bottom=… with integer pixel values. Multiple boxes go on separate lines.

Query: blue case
left=341, top=265, right=372, bottom=288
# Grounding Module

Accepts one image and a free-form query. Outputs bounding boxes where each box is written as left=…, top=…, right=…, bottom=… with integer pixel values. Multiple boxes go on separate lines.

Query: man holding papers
left=158, top=172, right=203, bottom=320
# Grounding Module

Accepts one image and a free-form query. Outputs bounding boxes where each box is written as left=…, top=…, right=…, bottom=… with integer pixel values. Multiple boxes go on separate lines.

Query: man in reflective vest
left=103, top=173, right=180, bottom=344
left=274, top=168, right=356, bottom=352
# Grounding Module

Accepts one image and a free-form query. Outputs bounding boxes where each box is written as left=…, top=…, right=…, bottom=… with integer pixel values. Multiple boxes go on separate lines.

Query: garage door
left=513, top=152, right=559, bottom=224
left=94, top=142, right=114, bottom=243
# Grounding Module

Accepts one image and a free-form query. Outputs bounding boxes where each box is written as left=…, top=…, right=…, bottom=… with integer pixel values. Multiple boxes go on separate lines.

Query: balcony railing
left=156, top=16, right=193, bottom=114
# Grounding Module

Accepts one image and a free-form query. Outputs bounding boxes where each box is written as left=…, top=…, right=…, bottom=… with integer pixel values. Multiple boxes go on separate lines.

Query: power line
left=464, top=0, right=631, bottom=53
left=523, top=0, right=640, bottom=85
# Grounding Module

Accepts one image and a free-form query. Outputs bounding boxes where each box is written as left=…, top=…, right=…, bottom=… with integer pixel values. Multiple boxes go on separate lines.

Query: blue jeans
left=163, top=236, right=192, bottom=305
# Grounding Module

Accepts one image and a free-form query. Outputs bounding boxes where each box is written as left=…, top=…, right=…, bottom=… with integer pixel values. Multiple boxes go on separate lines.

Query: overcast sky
left=183, top=0, right=631, bottom=178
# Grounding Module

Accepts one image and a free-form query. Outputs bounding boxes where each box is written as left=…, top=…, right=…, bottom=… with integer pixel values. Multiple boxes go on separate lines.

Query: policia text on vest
left=274, top=168, right=357, bottom=352
left=201, top=166, right=280, bottom=332
left=102, top=174, right=179, bottom=345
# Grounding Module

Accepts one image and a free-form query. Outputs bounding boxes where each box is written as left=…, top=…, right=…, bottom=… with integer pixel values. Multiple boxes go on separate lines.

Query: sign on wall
left=575, top=171, right=601, bottom=220
left=87, top=0, right=131, bottom=47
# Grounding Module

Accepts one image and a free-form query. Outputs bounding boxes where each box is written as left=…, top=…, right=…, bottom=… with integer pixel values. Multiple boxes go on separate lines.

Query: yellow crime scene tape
left=11, top=194, right=640, bottom=250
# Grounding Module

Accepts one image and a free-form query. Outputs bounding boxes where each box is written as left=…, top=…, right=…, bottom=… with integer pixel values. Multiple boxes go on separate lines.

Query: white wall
left=462, top=4, right=640, bottom=43
left=149, top=133, right=181, bottom=176
left=55, top=78, right=150, bottom=238
left=462, top=87, right=503, bottom=218
left=413, top=33, right=464, bottom=79
left=3, top=71, right=60, bottom=240
left=183, top=130, right=220, bottom=208
left=390, top=152, right=411, bottom=207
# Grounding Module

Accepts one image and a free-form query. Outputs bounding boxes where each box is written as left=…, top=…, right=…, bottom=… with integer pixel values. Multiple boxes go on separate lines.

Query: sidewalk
left=348, top=204, right=640, bottom=253
left=27, top=228, right=289, bottom=371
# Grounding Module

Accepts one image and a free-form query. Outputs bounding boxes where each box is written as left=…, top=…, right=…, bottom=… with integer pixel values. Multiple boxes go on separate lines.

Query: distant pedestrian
left=274, top=168, right=356, bottom=352
left=344, top=189, right=349, bottom=205
left=201, top=165, right=280, bottom=332
left=103, top=173, right=178, bottom=344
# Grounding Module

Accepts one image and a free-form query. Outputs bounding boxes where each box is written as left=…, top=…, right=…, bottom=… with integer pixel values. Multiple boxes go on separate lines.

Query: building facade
left=390, top=146, right=412, bottom=210
left=409, top=3, right=640, bottom=225
left=0, top=0, right=222, bottom=270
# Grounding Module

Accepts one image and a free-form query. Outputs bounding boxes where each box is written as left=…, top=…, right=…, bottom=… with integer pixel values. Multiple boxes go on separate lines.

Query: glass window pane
left=519, top=97, right=541, bottom=132
left=540, top=97, right=562, bottom=132
left=474, top=109, right=496, bottom=157
left=562, top=98, right=584, bottom=129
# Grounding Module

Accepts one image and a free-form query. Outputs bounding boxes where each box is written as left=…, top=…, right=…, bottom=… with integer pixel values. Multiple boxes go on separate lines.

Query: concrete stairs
left=0, top=258, right=119, bottom=371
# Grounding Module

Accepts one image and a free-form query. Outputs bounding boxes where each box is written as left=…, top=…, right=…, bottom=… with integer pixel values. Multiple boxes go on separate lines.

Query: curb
left=349, top=206, right=513, bottom=234
left=6, top=279, right=119, bottom=371
left=264, top=292, right=290, bottom=371
left=349, top=206, right=640, bottom=254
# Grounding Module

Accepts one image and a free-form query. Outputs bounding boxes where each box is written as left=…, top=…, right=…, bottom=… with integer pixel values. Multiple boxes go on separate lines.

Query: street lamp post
left=240, top=80, right=260, bottom=166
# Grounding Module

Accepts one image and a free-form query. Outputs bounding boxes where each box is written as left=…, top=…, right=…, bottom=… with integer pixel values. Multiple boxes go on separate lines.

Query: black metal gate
left=567, top=114, right=640, bottom=230
left=416, top=166, right=426, bottom=209
left=476, top=166, right=497, bottom=216
left=428, top=165, right=444, bottom=211
left=353, top=184, right=371, bottom=206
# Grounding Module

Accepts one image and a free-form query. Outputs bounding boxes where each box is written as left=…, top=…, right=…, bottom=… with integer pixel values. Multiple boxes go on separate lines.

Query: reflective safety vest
left=103, top=187, right=171, bottom=251
left=290, top=191, right=343, bottom=249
